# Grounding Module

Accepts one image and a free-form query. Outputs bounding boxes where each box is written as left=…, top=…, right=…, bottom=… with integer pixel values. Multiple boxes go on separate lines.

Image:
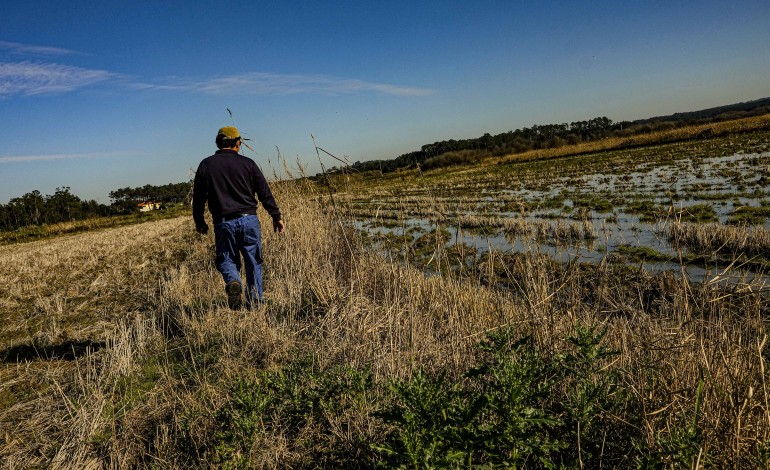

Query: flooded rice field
left=338, top=131, right=770, bottom=283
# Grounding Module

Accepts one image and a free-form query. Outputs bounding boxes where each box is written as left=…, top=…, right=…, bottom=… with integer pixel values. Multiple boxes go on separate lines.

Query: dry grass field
left=0, top=158, right=769, bottom=467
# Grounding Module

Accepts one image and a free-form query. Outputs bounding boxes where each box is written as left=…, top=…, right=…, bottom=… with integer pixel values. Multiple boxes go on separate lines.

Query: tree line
left=635, top=96, right=770, bottom=125
left=0, top=182, right=191, bottom=231
left=340, top=116, right=621, bottom=174
left=330, top=97, right=770, bottom=175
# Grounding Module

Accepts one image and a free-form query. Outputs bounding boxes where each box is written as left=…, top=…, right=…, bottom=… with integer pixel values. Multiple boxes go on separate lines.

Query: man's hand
left=273, top=219, right=285, bottom=233
left=196, top=224, right=209, bottom=235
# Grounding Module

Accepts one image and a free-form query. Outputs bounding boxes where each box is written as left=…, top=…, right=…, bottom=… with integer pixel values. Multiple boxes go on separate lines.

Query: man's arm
left=192, top=163, right=209, bottom=233
left=251, top=164, right=284, bottom=232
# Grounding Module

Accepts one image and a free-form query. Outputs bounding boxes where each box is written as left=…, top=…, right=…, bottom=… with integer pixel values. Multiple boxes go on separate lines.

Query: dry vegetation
left=669, top=221, right=770, bottom=260
left=0, top=170, right=769, bottom=467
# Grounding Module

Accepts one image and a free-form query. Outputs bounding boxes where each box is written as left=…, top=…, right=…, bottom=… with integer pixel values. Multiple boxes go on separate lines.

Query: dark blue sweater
left=192, top=149, right=281, bottom=227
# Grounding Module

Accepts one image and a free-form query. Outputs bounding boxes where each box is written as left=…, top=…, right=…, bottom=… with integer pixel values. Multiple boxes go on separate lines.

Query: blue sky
left=1, top=0, right=768, bottom=204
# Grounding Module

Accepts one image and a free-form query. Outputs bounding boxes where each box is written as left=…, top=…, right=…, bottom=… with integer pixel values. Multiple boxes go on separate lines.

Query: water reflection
left=351, top=149, right=770, bottom=285
left=357, top=215, right=768, bottom=285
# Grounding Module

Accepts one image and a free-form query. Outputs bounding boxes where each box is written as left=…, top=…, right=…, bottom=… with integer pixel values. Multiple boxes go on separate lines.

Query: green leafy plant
left=376, top=331, right=566, bottom=468
left=212, top=357, right=376, bottom=468
left=559, top=324, right=631, bottom=467
left=213, top=377, right=271, bottom=468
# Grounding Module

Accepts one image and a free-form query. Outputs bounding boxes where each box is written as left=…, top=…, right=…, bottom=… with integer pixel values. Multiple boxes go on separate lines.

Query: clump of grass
left=457, top=214, right=529, bottom=233
left=625, top=199, right=668, bottom=223
left=615, top=244, right=672, bottom=262
left=570, top=194, right=614, bottom=212
left=728, top=200, right=770, bottom=225
left=533, top=219, right=597, bottom=245
left=675, top=203, right=718, bottom=223
left=538, top=196, right=567, bottom=211
left=668, top=220, right=770, bottom=259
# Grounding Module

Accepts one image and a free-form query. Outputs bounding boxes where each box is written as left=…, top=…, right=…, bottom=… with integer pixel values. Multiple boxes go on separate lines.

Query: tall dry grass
left=669, top=220, right=770, bottom=260
left=0, top=173, right=768, bottom=467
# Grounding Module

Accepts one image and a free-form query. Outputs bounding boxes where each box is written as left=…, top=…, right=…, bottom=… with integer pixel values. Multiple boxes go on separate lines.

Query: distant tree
left=9, top=190, right=45, bottom=226
left=45, top=187, right=83, bottom=222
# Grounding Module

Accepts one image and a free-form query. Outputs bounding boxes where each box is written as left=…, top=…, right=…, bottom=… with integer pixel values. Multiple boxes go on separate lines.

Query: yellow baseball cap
left=217, top=126, right=241, bottom=140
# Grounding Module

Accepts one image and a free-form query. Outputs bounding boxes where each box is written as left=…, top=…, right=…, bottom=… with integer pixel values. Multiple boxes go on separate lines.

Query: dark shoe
left=225, top=281, right=243, bottom=310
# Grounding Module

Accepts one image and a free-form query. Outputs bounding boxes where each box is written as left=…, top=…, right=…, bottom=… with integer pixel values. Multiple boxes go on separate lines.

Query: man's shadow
left=0, top=340, right=106, bottom=362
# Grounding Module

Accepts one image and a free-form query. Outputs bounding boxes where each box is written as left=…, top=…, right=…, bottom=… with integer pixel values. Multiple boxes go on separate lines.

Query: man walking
left=193, top=126, right=285, bottom=309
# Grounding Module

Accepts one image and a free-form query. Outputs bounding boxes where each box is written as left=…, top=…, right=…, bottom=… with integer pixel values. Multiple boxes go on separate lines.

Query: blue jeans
left=214, top=215, right=263, bottom=308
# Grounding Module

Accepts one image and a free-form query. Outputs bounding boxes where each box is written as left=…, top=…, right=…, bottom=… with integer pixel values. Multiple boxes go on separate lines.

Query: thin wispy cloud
left=135, top=72, right=434, bottom=97
left=0, top=40, right=432, bottom=98
left=0, top=41, right=79, bottom=56
left=0, top=61, right=117, bottom=96
left=0, top=151, right=131, bottom=164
